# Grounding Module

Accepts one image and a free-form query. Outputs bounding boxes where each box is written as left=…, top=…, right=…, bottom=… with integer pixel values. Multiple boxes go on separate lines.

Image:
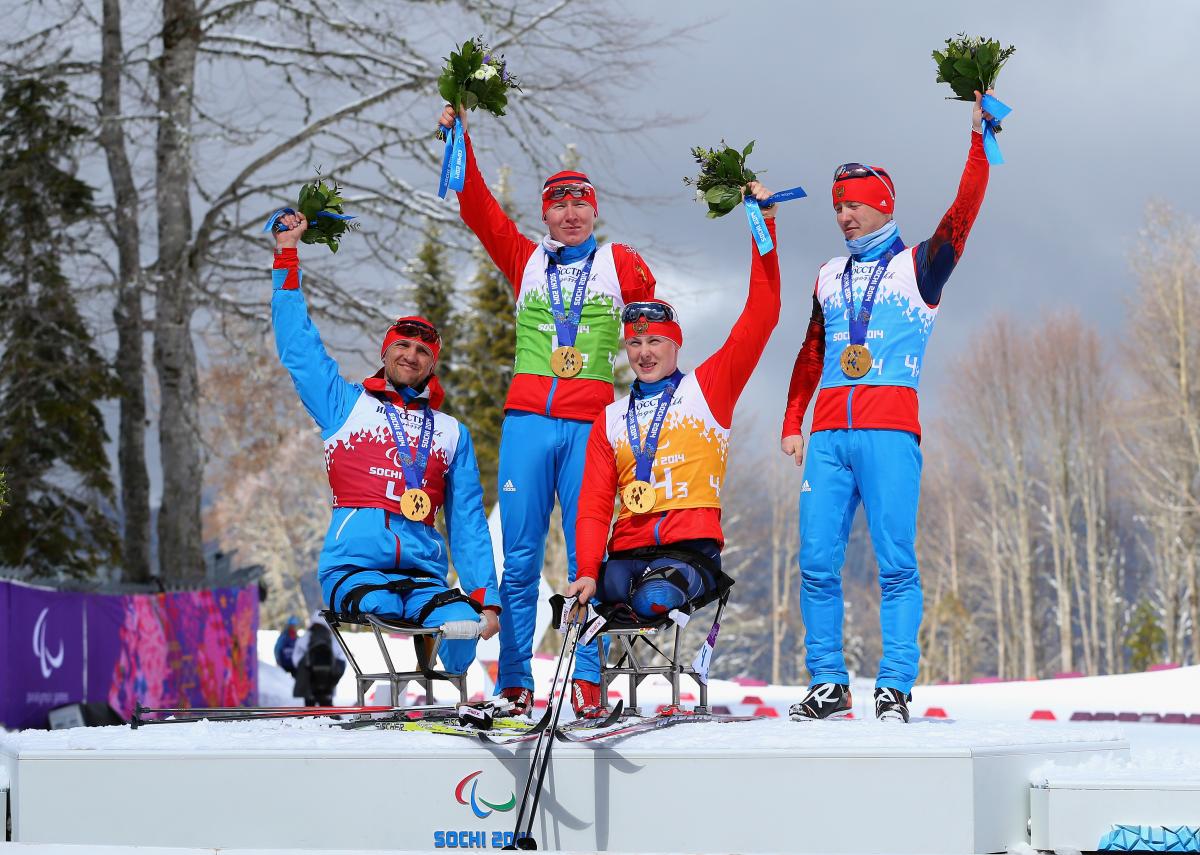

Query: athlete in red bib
left=783, top=92, right=996, bottom=723
left=271, top=211, right=499, bottom=675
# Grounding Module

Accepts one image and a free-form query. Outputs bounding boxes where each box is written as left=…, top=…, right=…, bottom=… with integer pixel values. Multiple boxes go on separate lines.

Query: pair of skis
left=130, top=700, right=497, bottom=729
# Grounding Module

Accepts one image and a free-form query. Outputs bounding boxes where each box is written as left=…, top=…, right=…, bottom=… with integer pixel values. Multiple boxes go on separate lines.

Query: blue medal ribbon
left=437, top=117, right=466, bottom=199
left=742, top=185, right=806, bottom=255
left=546, top=251, right=596, bottom=349
left=979, top=93, right=1012, bottom=166
left=625, top=372, right=681, bottom=483
left=761, top=186, right=808, bottom=205
left=380, top=399, right=435, bottom=500
left=840, top=246, right=897, bottom=347
left=262, top=207, right=355, bottom=233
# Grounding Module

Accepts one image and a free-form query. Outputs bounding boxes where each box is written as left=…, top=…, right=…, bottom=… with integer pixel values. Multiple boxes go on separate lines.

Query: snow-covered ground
left=2, top=633, right=1195, bottom=785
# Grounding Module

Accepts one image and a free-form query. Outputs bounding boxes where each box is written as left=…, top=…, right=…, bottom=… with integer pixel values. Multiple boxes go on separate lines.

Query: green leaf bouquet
left=932, top=33, right=1015, bottom=104
left=683, top=141, right=759, bottom=219
left=436, top=37, right=521, bottom=140
left=290, top=175, right=357, bottom=253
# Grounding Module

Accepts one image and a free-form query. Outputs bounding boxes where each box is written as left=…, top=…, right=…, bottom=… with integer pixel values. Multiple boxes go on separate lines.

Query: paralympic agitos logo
left=455, top=770, right=515, bottom=818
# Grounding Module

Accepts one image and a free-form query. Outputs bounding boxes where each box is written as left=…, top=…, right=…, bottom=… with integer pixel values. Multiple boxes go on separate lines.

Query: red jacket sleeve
left=693, top=219, right=781, bottom=429
left=913, top=131, right=990, bottom=306
left=781, top=287, right=826, bottom=437
left=575, top=414, right=619, bottom=582
left=612, top=243, right=656, bottom=303
left=456, top=134, right=538, bottom=297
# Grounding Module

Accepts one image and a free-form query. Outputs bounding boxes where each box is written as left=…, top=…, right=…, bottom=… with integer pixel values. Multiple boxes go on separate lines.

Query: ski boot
left=874, top=687, right=911, bottom=723
left=789, top=683, right=853, bottom=721
left=570, top=679, right=610, bottom=720
left=498, top=687, right=534, bottom=717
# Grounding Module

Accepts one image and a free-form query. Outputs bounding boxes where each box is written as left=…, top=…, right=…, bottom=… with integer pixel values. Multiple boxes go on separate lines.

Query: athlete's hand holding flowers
left=433, top=37, right=521, bottom=198
left=973, top=89, right=999, bottom=134
left=273, top=210, right=307, bottom=249
left=685, top=142, right=800, bottom=254
left=933, top=33, right=1014, bottom=164
left=745, top=180, right=776, bottom=220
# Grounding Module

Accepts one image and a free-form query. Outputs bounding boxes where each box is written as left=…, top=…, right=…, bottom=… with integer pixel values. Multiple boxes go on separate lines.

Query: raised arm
left=913, top=91, right=994, bottom=306
left=270, top=214, right=357, bottom=434
left=442, top=423, right=501, bottom=633
left=693, top=190, right=781, bottom=429
left=437, top=106, right=536, bottom=296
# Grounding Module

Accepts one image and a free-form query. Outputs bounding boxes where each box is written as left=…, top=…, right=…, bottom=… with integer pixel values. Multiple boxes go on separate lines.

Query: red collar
left=362, top=369, right=445, bottom=409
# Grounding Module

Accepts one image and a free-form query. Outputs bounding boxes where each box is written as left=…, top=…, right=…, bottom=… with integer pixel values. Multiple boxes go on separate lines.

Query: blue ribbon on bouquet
left=262, top=207, right=355, bottom=233
left=437, top=117, right=466, bottom=199
left=980, top=93, right=1012, bottom=166
left=743, top=185, right=806, bottom=255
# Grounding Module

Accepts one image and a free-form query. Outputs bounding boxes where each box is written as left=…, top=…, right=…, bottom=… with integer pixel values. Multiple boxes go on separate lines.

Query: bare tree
left=98, top=0, right=151, bottom=582
left=1120, top=202, right=1200, bottom=664
left=4, top=0, right=682, bottom=583
left=951, top=316, right=1039, bottom=677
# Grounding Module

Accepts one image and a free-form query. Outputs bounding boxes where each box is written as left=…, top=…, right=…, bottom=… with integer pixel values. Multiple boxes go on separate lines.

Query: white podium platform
left=1029, top=724, right=1200, bottom=852
left=2, top=718, right=1127, bottom=854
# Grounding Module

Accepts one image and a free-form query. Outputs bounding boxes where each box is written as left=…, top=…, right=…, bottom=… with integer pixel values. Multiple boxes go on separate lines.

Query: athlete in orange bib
left=565, top=183, right=782, bottom=718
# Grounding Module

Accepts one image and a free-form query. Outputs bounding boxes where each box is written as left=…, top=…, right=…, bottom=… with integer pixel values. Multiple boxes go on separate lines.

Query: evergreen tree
left=0, top=77, right=120, bottom=577
left=458, top=167, right=518, bottom=508
left=1125, top=599, right=1167, bottom=672
left=408, top=219, right=460, bottom=418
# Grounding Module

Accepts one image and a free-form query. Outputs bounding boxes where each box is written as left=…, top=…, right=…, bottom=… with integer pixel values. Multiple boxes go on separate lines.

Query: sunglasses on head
left=391, top=320, right=440, bottom=344
left=833, top=163, right=894, bottom=199
left=543, top=185, right=592, bottom=201
left=622, top=302, right=676, bottom=324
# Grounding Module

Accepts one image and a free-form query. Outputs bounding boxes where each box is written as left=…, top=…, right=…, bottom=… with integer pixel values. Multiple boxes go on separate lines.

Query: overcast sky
left=412, top=0, right=1199, bottom=469
left=552, top=1, right=1197, bottom=450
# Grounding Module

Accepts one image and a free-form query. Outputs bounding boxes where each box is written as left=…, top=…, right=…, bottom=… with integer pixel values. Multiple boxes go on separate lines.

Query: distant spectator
left=292, top=612, right=347, bottom=706
left=273, top=615, right=300, bottom=675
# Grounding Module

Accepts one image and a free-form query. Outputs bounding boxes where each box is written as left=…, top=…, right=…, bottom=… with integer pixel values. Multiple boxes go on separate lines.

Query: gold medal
left=621, top=480, right=657, bottom=514
left=550, top=345, right=583, bottom=378
left=399, top=488, right=432, bottom=522
left=840, top=344, right=873, bottom=379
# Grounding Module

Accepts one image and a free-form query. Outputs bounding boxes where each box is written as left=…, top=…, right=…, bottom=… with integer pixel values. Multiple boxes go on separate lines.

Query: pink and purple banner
left=0, top=579, right=258, bottom=730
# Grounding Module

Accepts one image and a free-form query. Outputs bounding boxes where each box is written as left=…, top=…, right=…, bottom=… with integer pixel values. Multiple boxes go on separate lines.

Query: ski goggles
left=542, top=184, right=594, bottom=201
left=833, top=163, right=894, bottom=200
left=391, top=319, right=440, bottom=344
left=621, top=302, right=677, bottom=324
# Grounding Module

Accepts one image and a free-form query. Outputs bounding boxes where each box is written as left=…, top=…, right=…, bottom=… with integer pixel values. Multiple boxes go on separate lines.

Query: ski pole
left=505, top=596, right=588, bottom=850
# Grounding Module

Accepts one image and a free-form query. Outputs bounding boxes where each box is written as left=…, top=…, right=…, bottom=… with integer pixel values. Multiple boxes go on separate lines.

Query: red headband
left=623, top=300, right=682, bottom=348
left=380, top=315, right=441, bottom=362
left=832, top=171, right=895, bottom=214
left=542, top=170, right=598, bottom=216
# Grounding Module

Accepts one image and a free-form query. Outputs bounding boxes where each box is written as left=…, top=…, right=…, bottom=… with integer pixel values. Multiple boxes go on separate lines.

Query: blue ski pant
left=798, top=429, right=924, bottom=693
left=496, top=411, right=605, bottom=687
left=321, top=566, right=483, bottom=675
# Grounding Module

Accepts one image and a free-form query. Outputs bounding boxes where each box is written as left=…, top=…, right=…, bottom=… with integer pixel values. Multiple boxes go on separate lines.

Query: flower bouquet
left=435, top=36, right=520, bottom=141
left=684, top=140, right=805, bottom=254
left=684, top=140, right=759, bottom=219
left=263, top=175, right=357, bottom=253
left=933, top=34, right=1014, bottom=164
left=435, top=37, right=519, bottom=197
left=932, top=33, right=1015, bottom=107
